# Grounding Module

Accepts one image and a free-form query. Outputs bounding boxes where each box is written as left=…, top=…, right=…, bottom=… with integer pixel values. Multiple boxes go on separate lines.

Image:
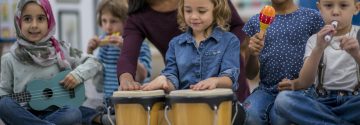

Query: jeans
left=0, top=96, right=81, bottom=125
left=80, top=98, right=115, bottom=125
left=274, top=87, right=360, bottom=125
left=243, top=85, right=290, bottom=125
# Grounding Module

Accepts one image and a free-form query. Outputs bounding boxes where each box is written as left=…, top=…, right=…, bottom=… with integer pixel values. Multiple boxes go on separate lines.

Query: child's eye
left=198, top=10, right=207, bottom=14
left=340, top=4, right=349, bottom=8
left=38, top=16, right=47, bottom=22
left=324, top=4, right=333, bottom=8
left=22, top=16, right=32, bottom=22
left=185, top=9, right=192, bottom=13
left=110, top=20, right=119, bottom=24
left=101, top=19, right=107, bottom=24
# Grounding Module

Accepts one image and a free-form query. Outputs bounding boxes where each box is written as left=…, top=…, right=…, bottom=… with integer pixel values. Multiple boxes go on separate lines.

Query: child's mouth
left=29, top=31, right=41, bottom=35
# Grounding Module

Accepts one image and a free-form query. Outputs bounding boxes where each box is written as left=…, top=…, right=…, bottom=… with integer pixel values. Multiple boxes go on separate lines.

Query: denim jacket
left=161, top=27, right=240, bottom=91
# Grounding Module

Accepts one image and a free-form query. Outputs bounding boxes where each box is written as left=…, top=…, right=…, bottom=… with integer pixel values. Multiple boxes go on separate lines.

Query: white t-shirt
left=304, top=25, right=360, bottom=91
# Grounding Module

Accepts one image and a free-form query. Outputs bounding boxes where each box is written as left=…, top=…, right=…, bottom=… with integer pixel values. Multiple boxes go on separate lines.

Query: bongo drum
left=166, top=89, right=233, bottom=125
left=111, top=90, right=165, bottom=125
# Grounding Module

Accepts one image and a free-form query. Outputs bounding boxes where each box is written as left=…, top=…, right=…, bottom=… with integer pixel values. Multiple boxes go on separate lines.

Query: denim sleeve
left=242, top=15, right=259, bottom=37
left=161, top=40, right=179, bottom=89
left=138, top=42, right=152, bottom=83
left=218, top=34, right=240, bottom=91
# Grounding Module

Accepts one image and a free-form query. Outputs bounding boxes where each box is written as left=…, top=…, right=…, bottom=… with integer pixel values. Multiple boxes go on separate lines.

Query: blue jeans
left=274, top=87, right=360, bottom=125
left=243, top=85, right=290, bottom=125
left=80, top=98, right=115, bottom=125
left=0, top=96, right=81, bottom=125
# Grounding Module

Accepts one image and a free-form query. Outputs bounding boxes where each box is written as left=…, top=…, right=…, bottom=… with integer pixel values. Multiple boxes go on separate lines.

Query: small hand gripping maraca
left=259, top=5, right=276, bottom=38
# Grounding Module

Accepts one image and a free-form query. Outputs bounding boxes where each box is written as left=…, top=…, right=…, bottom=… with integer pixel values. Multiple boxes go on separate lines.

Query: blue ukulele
left=7, top=70, right=85, bottom=111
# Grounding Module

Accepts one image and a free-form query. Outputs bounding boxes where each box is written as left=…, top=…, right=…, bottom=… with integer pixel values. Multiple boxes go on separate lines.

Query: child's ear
left=316, top=2, right=321, bottom=10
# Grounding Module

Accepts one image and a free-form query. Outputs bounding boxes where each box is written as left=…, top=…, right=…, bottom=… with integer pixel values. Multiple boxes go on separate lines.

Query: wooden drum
left=111, top=90, right=165, bottom=125
left=166, top=89, right=233, bottom=125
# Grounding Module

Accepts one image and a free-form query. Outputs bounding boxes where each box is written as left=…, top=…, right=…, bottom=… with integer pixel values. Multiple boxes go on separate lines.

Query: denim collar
left=179, top=26, right=224, bottom=45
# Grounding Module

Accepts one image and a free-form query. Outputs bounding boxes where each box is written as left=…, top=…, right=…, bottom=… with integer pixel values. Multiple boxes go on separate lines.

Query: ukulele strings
left=13, top=87, right=79, bottom=101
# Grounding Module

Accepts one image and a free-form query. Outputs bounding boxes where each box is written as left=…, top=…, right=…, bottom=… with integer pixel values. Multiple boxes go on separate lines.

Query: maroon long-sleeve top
left=118, top=1, right=250, bottom=102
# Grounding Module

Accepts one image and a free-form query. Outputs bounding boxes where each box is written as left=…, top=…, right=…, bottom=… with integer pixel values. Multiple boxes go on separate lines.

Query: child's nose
left=332, top=6, right=341, bottom=16
left=104, top=23, right=112, bottom=31
left=30, top=20, right=38, bottom=28
left=190, top=13, right=199, bottom=19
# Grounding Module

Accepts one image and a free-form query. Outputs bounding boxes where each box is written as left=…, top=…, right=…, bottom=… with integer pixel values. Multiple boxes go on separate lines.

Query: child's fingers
left=250, top=36, right=264, bottom=46
left=193, top=83, right=205, bottom=90
left=189, top=85, right=195, bottom=89
left=163, top=82, right=169, bottom=89
left=318, top=25, right=336, bottom=39
left=278, top=82, right=291, bottom=91
left=191, top=84, right=199, bottom=90
left=141, top=84, right=151, bottom=91
left=340, top=37, right=356, bottom=50
left=254, top=33, right=265, bottom=40
left=199, top=84, right=211, bottom=90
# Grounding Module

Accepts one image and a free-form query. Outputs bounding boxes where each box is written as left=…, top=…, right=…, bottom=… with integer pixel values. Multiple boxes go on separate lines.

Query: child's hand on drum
left=142, top=75, right=175, bottom=92
left=190, top=77, right=218, bottom=90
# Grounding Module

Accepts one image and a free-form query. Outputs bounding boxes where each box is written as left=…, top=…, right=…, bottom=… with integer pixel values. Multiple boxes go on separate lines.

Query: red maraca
left=259, top=5, right=275, bottom=38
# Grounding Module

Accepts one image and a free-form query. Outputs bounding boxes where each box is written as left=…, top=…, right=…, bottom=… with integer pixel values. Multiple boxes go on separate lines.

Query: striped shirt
left=97, top=40, right=152, bottom=98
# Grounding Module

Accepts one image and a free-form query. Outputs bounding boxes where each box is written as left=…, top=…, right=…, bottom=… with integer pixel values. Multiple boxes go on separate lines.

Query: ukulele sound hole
left=43, top=88, right=53, bottom=98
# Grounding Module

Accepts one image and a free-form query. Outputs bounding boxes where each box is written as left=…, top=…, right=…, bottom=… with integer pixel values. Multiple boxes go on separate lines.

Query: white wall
left=50, top=0, right=95, bottom=53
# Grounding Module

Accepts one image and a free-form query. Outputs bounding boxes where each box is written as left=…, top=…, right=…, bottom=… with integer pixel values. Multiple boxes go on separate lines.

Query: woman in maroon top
left=117, top=0, right=250, bottom=102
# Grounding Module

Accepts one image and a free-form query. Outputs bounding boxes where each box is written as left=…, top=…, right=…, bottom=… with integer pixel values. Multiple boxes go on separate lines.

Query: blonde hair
left=177, top=0, right=231, bottom=32
left=96, top=0, right=128, bottom=26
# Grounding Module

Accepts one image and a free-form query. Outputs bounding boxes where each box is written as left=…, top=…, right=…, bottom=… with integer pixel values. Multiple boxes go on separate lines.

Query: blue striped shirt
left=97, top=40, right=152, bottom=98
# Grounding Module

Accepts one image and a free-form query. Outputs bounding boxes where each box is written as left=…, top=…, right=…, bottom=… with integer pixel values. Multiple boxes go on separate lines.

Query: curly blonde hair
left=177, top=0, right=231, bottom=32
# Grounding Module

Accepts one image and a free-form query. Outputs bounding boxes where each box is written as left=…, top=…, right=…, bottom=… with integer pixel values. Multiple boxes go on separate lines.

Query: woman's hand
left=118, top=73, right=141, bottom=91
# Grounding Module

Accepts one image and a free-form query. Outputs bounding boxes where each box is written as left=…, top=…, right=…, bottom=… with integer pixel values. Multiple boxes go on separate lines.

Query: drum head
left=112, top=90, right=165, bottom=97
left=169, top=88, right=233, bottom=97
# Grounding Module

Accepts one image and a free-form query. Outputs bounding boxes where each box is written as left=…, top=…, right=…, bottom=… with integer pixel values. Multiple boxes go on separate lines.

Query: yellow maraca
left=259, top=5, right=275, bottom=38
left=99, top=32, right=120, bottom=46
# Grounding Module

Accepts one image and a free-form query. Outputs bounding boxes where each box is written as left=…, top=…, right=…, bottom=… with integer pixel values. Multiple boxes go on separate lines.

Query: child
left=274, top=0, right=360, bottom=124
left=117, top=0, right=250, bottom=103
left=242, top=0, right=324, bottom=124
left=82, top=0, right=152, bottom=124
left=141, top=0, right=240, bottom=92
left=0, top=0, right=102, bottom=125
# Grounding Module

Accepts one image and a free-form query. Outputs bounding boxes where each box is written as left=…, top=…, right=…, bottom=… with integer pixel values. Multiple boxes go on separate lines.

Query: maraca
left=99, top=32, right=121, bottom=46
left=259, top=5, right=276, bottom=38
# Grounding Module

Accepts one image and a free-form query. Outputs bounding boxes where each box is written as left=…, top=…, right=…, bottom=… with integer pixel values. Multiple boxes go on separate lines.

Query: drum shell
left=111, top=91, right=165, bottom=125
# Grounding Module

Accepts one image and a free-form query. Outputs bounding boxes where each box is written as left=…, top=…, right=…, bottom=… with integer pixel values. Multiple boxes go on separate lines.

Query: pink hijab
left=10, top=0, right=71, bottom=70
